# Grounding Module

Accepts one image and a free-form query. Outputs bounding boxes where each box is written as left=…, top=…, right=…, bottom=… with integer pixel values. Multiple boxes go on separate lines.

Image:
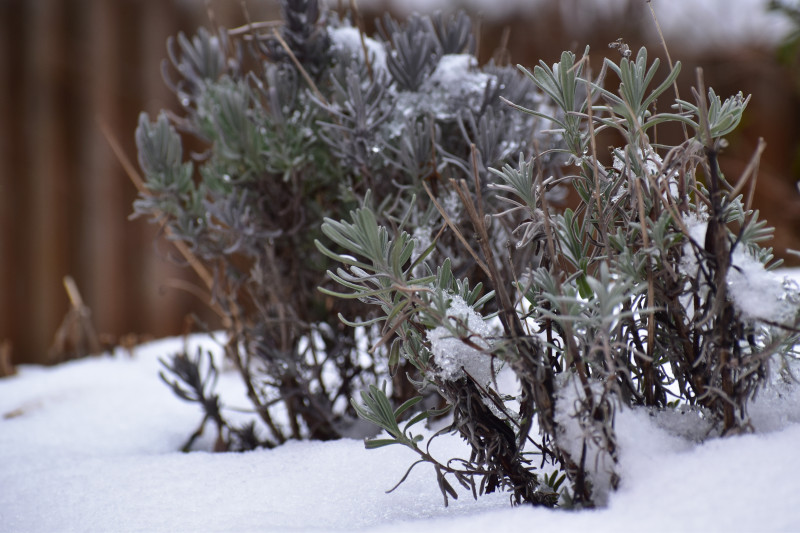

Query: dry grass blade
left=349, top=0, right=374, bottom=80
left=0, top=340, right=15, bottom=378
left=647, top=1, right=689, bottom=142
left=48, top=275, right=102, bottom=363
left=729, top=137, right=766, bottom=210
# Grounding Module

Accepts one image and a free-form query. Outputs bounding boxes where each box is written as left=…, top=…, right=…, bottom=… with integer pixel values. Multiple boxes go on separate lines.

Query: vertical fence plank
left=27, top=0, right=72, bottom=363
left=135, top=0, right=207, bottom=339
left=75, top=0, right=123, bottom=349
left=0, top=1, right=26, bottom=361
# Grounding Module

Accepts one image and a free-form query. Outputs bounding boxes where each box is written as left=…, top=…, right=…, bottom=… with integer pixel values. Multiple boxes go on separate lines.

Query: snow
left=427, top=294, right=497, bottom=386
left=330, top=25, right=388, bottom=74
left=680, top=214, right=800, bottom=324
left=554, top=372, right=617, bottom=505
left=2, top=281, right=800, bottom=532
left=392, top=53, right=491, bottom=123
left=612, top=146, right=680, bottom=199
left=728, top=255, right=800, bottom=324
left=428, top=54, right=486, bottom=92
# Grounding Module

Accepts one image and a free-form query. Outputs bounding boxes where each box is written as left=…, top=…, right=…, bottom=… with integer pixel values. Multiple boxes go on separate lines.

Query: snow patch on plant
left=728, top=254, right=800, bottom=324
left=394, top=54, right=491, bottom=122
left=329, top=25, right=387, bottom=74
left=427, top=295, right=496, bottom=387
left=428, top=54, right=490, bottom=96
left=680, top=212, right=800, bottom=324
left=411, top=225, right=432, bottom=261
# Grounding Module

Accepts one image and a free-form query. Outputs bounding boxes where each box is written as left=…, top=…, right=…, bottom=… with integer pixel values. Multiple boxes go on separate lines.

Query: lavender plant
left=320, top=44, right=800, bottom=508
left=133, top=0, right=798, bottom=508
left=134, top=1, right=548, bottom=451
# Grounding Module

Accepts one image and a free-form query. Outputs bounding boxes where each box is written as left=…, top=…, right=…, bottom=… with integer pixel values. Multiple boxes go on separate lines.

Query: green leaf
left=388, top=338, right=402, bottom=367
left=403, top=410, right=431, bottom=434
left=641, top=61, right=682, bottom=111
left=576, top=274, right=594, bottom=300
left=394, top=395, right=424, bottom=420
left=364, top=438, right=402, bottom=449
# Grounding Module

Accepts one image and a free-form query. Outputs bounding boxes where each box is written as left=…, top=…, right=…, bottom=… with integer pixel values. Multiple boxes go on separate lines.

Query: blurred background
left=2, top=0, right=799, bottom=366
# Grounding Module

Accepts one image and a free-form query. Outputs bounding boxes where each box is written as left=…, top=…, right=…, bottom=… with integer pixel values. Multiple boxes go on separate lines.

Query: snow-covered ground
left=2, top=272, right=800, bottom=532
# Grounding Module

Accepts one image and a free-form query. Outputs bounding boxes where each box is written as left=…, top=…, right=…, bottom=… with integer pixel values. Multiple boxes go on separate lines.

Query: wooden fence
left=0, top=0, right=280, bottom=365
left=2, top=0, right=798, bottom=365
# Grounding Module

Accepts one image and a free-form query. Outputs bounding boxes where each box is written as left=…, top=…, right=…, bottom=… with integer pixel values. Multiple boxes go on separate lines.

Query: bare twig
left=349, top=0, right=374, bottom=80
left=271, top=28, right=328, bottom=105
left=422, top=180, right=491, bottom=278
left=647, top=1, right=689, bottom=142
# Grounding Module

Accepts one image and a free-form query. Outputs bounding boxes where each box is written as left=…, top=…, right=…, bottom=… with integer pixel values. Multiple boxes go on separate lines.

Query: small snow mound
left=392, top=53, right=492, bottom=124
left=428, top=54, right=486, bottom=91
left=554, top=372, right=617, bottom=505
left=426, top=54, right=491, bottom=116
left=749, top=362, right=800, bottom=433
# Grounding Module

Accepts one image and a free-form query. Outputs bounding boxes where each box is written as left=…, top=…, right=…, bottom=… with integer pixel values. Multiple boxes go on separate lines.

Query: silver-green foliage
left=133, top=1, right=550, bottom=452
left=321, top=43, right=800, bottom=508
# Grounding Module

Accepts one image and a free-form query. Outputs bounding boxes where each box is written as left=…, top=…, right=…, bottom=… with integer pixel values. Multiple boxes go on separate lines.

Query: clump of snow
left=679, top=212, right=709, bottom=287
left=611, top=148, right=663, bottom=179
left=393, top=54, right=491, bottom=123
left=329, top=25, right=387, bottom=74
left=749, top=368, right=800, bottom=432
left=412, top=225, right=432, bottom=261
left=728, top=254, right=800, bottom=324
left=679, top=213, right=799, bottom=325
left=427, top=295, right=496, bottom=387
left=428, top=54, right=490, bottom=96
